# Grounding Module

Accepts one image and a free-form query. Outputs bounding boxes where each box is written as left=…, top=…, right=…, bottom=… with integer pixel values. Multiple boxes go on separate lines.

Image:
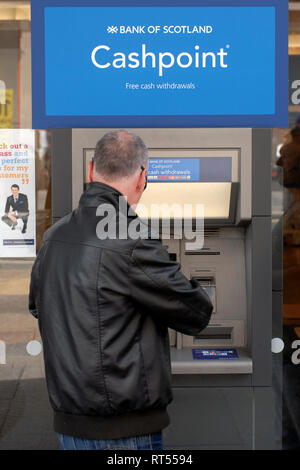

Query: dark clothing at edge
left=29, top=182, right=213, bottom=440
left=277, top=141, right=300, bottom=187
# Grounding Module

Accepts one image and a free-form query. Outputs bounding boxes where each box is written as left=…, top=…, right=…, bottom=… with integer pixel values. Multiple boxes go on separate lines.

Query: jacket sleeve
left=130, top=238, right=213, bottom=335
left=23, top=194, right=29, bottom=213
left=4, top=197, right=10, bottom=214
left=29, top=246, right=44, bottom=319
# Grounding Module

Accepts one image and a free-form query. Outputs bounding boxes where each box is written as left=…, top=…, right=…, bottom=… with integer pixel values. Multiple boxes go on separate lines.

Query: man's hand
left=8, top=211, right=17, bottom=223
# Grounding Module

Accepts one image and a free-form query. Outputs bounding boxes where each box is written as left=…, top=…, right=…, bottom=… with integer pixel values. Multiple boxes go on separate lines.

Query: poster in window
left=0, top=129, right=36, bottom=257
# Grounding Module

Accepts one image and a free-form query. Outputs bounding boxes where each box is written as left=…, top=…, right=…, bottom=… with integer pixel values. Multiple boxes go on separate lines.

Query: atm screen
left=138, top=155, right=233, bottom=219
left=83, top=150, right=237, bottom=220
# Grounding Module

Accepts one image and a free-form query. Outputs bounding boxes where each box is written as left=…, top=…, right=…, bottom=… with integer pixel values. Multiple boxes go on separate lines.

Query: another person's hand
left=8, top=211, right=17, bottom=222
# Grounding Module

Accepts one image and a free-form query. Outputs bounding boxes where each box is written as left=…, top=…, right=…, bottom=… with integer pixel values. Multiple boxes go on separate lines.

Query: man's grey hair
left=93, top=130, right=148, bottom=181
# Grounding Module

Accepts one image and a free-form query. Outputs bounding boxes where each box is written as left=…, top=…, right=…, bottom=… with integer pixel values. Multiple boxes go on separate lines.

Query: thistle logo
left=107, top=26, right=118, bottom=34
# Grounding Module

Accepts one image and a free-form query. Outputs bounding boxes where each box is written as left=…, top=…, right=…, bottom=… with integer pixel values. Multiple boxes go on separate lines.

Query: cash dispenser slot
left=194, top=326, right=233, bottom=341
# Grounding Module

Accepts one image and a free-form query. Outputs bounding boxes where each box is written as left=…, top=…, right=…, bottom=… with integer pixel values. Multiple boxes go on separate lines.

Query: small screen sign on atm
left=192, top=349, right=239, bottom=360
left=148, top=158, right=200, bottom=182
left=147, top=157, right=232, bottom=183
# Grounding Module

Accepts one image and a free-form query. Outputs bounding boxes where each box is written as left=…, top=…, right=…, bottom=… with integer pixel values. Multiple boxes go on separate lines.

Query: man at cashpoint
left=29, top=130, right=213, bottom=451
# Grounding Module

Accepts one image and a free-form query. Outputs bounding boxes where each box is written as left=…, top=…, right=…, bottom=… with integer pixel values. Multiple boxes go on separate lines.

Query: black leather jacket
left=29, top=182, right=213, bottom=439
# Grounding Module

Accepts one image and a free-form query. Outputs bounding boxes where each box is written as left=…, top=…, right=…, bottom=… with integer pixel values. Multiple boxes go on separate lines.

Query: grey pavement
left=0, top=261, right=58, bottom=450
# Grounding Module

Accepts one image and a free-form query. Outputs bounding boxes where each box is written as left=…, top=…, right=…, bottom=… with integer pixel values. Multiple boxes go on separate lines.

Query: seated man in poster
left=2, top=184, right=29, bottom=234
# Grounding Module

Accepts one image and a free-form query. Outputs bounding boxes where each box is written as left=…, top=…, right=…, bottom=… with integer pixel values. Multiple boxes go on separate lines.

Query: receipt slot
left=51, top=128, right=274, bottom=449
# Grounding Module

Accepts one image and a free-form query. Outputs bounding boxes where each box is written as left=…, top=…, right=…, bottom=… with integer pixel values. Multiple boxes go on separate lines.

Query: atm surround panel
left=51, top=129, right=273, bottom=447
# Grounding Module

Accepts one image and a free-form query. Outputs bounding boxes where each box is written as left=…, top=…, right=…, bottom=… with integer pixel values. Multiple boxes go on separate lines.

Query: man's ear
left=88, top=160, right=94, bottom=183
left=136, top=169, right=145, bottom=193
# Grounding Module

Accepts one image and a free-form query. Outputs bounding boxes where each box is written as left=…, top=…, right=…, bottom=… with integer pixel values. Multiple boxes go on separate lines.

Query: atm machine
left=51, top=128, right=273, bottom=450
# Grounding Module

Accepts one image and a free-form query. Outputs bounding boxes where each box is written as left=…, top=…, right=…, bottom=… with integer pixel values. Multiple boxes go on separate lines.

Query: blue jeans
left=58, top=432, right=163, bottom=450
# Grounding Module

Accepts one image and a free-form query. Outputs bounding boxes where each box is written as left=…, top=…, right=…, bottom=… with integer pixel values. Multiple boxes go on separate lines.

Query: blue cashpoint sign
left=31, top=0, right=288, bottom=128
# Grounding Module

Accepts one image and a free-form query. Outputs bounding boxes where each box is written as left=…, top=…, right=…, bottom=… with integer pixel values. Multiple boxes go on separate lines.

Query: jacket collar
left=78, top=182, right=137, bottom=218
